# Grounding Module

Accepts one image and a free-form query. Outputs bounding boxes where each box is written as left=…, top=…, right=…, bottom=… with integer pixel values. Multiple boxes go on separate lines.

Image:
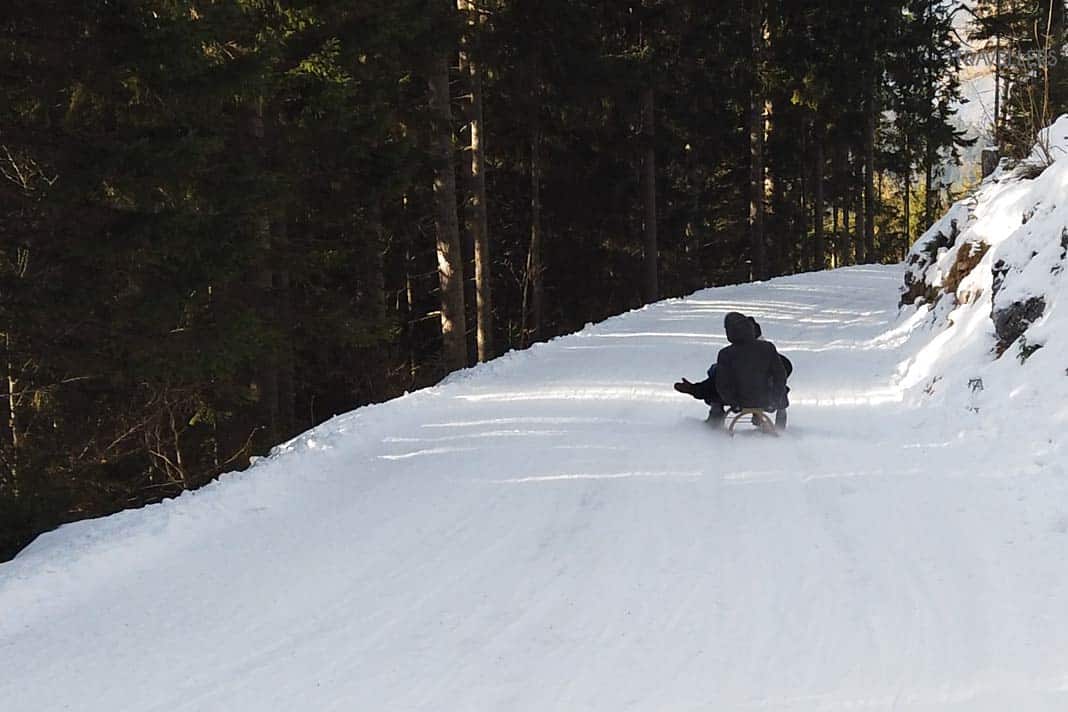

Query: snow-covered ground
left=4, top=262, right=1068, bottom=711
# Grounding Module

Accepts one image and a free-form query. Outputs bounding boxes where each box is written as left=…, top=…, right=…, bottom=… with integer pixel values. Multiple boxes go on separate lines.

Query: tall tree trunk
left=923, top=152, right=934, bottom=233
left=863, top=88, right=877, bottom=263
left=783, top=174, right=800, bottom=275
left=828, top=188, right=837, bottom=270
left=1041, top=0, right=1054, bottom=129
left=813, top=120, right=825, bottom=271
left=365, top=201, right=388, bottom=337
left=522, top=131, right=544, bottom=347
left=767, top=159, right=784, bottom=277
left=248, top=98, right=279, bottom=445
left=831, top=143, right=841, bottom=268
left=362, top=199, right=389, bottom=402
left=3, top=333, right=18, bottom=499
left=766, top=7, right=786, bottom=277
left=1044, top=0, right=1066, bottom=126
left=428, top=50, right=469, bottom=373
left=798, top=113, right=809, bottom=273
left=831, top=202, right=839, bottom=269
left=768, top=97, right=789, bottom=277
left=844, top=191, right=853, bottom=267
left=640, top=85, right=658, bottom=302
left=401, top=195, right=418, bottom=387
left=903, top=174, right=911, bottom=253
left=457, top=0, right=494, bottom=362
left=748, top=0, right=767, bottom=281
left=994, top=0, right=1002, bottom=145
left=854, top=151, right=867, bottom=265
left=275, top=213, right=295, bottom=435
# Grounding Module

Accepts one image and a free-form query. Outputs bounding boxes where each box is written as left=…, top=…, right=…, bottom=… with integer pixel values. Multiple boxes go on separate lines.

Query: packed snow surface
left=4, top=265, right=1068, bottom=711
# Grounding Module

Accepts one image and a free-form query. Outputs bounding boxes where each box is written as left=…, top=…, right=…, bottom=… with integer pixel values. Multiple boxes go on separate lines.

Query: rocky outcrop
left=900, top=215, right=965, bottom=307
left=896, top=116, right=1068, bottom=408
left=901, top=118, right=1068, bottom=361
left=944, top=240, right=989, bottom=303
left=992, top=295, right=1045, bottom=355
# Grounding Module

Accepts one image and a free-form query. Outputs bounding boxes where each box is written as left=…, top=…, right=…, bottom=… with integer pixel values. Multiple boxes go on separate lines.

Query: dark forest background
left=3, top=0, right=1066, bottom=559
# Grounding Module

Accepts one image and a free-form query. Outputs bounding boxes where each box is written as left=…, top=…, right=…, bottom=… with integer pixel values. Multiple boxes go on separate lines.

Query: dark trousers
left=687, top=362, right=791, bottom=412
left=689, top=367, right=725, bottom=408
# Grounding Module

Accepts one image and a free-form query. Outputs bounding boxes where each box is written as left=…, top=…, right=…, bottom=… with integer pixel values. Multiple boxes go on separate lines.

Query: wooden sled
left=727, top=408, right=779, bottom=437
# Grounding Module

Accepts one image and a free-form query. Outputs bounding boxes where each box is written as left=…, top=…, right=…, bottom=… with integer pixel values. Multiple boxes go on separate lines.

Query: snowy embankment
left=5, top=142, right=1068, bottom=708
left=901, top=115, right=1068, bottom=450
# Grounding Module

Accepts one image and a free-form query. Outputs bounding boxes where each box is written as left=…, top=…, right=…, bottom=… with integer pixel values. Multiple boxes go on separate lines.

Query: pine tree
left=0, top=0, right=983, bottom=559
left=973, top=0, right=1068, bottom=158
left=887, top=0, right=970, bottom=251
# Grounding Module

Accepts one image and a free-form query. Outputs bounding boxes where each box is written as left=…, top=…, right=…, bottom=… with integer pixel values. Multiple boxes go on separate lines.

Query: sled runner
left=727, top=408, right=780, bottom=437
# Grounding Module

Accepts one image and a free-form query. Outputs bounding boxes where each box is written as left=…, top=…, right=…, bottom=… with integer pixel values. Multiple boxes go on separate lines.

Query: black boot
left=706, top=405, right=726, bottom=425
left=673, top=378, right=697, bottom=396
left=775, top=409, right=787, bottom=429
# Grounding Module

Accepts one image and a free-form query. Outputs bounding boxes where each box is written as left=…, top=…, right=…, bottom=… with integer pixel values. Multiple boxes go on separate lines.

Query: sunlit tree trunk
left=3, top=332, right=18, bottom=499
left=428, top=47, right=469, bottom=372
left=458, top=0, right=494, bottom=362
left=844, top=194, right=853, bottom=267
left=831, top=146, right=840, bottom=269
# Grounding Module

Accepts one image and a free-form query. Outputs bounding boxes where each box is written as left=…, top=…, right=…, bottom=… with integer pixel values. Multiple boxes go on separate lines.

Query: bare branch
left=0, top=375, right=99, bottom=400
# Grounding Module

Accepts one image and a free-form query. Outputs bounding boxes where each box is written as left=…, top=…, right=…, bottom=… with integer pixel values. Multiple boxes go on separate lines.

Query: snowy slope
left=901, top=116, right=1068, bottom=449
left=4, top=263, right=1068, bottom=711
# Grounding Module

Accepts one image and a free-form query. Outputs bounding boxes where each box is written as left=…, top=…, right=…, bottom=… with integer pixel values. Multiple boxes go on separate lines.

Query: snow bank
left=899, top=115, right=1068, bottom=445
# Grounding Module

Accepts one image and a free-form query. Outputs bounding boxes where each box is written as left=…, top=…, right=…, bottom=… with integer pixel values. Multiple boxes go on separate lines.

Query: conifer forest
left=3, top=0, right=1067, bottom=558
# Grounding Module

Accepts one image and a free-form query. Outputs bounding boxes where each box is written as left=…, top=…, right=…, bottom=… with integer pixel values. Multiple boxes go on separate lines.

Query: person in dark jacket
left=674, top=312, right=791, bottom=425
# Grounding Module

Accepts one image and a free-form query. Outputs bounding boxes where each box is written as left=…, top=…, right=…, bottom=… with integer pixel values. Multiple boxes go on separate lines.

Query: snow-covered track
left=4, top=265, right=1068, bottom=712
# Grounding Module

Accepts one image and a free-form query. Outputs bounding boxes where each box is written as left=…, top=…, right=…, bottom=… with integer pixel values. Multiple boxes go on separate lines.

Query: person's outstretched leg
left=674, top=377, right=717, bottom=402
left=676, top=369, right=727, bottom=425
